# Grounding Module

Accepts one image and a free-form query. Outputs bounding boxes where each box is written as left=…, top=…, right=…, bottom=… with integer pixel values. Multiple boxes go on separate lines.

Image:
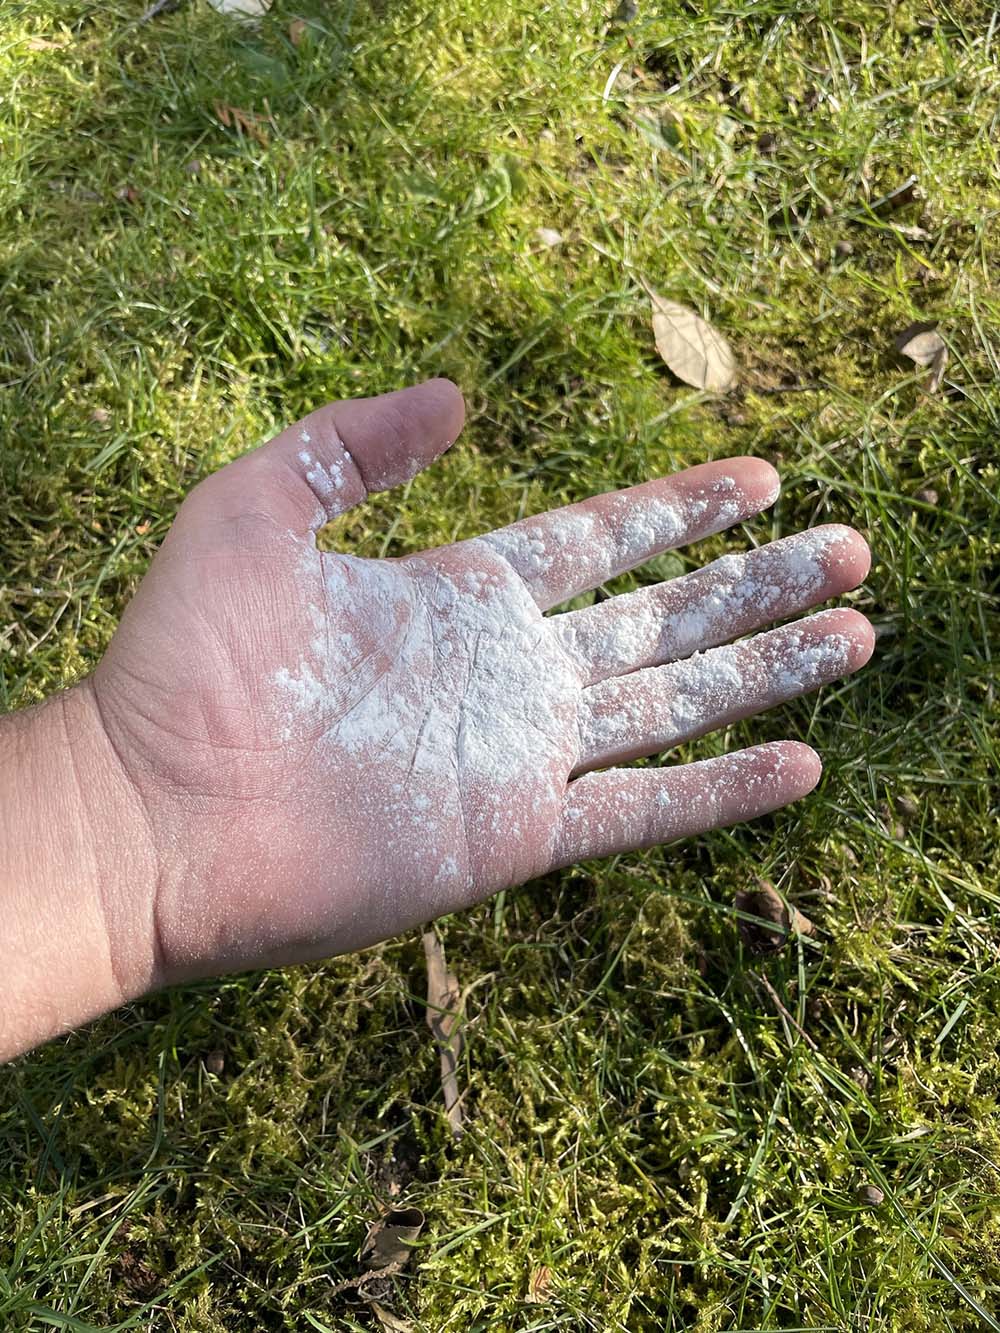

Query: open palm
left=92, top=381, right=872, bottom=985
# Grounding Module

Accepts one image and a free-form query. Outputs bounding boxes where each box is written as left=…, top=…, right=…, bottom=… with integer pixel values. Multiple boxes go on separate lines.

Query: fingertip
left=418, top=376, right=466, bottom=442
left=325, top=379, right=466, bottom=494
left=816, top=523, right=872, bottom=588
left=847, top=528, right=872, bottom=583
left=730, top=456, right=781, bottom=509
left=813, top=606, right=876, bottom=670
left=771, top=739, right=823, bottom=794
left=737, top=741, right=822, bottom=812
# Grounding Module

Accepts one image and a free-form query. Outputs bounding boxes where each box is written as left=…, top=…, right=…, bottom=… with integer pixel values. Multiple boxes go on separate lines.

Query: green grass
left=1, top=0, right=999, bottom=1327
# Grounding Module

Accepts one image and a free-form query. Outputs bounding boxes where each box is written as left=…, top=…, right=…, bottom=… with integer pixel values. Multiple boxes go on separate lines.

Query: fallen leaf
left=644, top=284, right=737, bottom=392
left=535, top=227, right=563, bottom=248
left=326, top=1205, right=425, bottom=1298
left=208, top=0, right=272, bottom=16
left=422, top=930, right=465, bottom=1137
left=213, top=101, right=270, bottom=148
left=288, top=17, right=308, bottom=45
left=25, top=36, right=66, bottom=50
left=367, top=1303, right=414, bottom=1333
left=526, top=1265, right=554, bottom=1303
left=893, top=224, right=931, bottom=241
left=735, top=880, right=814, bottom=954
left=361, top=1207, right=425, bottom=1271
left=895, top=322, right=944, bottom=365
left=895, top=322, right=947, bottom=393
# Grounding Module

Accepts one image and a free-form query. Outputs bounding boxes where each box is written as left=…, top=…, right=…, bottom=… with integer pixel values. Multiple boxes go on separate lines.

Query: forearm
left=0, top=683, right=159, bottom=1061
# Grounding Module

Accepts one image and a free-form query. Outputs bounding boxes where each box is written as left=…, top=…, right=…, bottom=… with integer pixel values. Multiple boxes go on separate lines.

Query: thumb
left=189, top=378, right=465, bottom=531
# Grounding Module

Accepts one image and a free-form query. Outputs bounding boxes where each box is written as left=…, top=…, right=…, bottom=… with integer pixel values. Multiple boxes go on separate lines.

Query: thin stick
left=755, top=971, right=821, bottom=1053
left=422, top=929, right=465, bottom=1137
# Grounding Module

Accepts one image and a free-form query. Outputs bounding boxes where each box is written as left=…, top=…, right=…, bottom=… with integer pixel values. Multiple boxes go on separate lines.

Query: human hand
left=76, top=379, right=872, bottom=995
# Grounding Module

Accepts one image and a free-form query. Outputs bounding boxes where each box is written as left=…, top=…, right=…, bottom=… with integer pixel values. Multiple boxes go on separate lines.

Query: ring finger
left=575, top=607, right=874, bottom=773
left=556, top=524, right=871, bottom=686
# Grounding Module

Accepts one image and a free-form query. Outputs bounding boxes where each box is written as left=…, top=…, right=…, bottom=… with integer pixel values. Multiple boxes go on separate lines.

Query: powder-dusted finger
left=549, top=741, right=821, bottom=870
left=185, top=379, right=465, bottom=532
left=474, top=458, right=779, bottom=611
left=576, top=607, right=873, bottom=772
left=557, top=525, right=871, bottom=685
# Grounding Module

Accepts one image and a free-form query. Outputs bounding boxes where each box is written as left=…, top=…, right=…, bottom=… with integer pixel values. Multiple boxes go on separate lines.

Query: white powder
left=578, top=619, right=853, bottom=767
left=272, top=549, right=582, bottom=890
left=559, top=525, right=852, bottom=681
left=472, top=474, right=780, bottom=616
left=479, top=525, right=552, bottom=577
left=268, top=503, right=857, bottom=897
left=613, top=494, right=684, bottom=563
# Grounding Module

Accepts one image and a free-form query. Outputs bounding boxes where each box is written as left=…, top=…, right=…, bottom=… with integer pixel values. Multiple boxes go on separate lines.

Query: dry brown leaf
left=361, top=1207, right=425, bottom=1272
left=644, top=283, right=737, bottom=392
left=208, top=0, right=273, bottom=16
left=327, top=1211, right=419, bottom=1299
left=857, top=1183, right=885, bottom=1207
left=367, top=1303, right=413, bottom=1333
left=893, top=224, right=931, bottom=241
left=25, top=36, right=66, bottom=50
left=526, top=1265, right=554, bottom=1303
left=422, top=930, right=465, bottom=1136
left=289, top=17, right=308, bottom=45
left=735, top=880, right=814, bottom=954
left=535, top=226, right=563, bottom=248
left=213, top=101, right=270, bottom=148
left=895, top=322, right=947, bottom=393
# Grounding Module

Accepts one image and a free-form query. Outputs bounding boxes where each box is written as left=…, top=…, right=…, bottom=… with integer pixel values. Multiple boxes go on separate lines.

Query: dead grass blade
left=422, top=929, right=465, bottom=1137
left=213, top=101, right=271, bottom=148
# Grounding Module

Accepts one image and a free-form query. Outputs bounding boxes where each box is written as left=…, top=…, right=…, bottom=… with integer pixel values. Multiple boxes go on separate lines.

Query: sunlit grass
left=1, top=1, right=998, bottom=1328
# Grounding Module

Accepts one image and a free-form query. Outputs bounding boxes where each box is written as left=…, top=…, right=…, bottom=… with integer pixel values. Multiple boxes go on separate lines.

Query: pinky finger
left=548, top=741, right=821, bottom=871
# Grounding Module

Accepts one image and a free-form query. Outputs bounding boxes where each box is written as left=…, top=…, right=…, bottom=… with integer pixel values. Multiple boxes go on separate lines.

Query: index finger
left=472, top=458, right=780, bottom=611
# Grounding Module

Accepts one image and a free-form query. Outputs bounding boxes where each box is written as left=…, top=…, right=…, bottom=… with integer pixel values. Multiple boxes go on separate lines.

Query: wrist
left=0, top=681, right=161, bottom=1060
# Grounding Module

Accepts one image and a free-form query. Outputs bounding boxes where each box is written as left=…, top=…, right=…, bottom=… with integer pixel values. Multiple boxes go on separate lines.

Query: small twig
left=755, top=971, right=821, bottom=1053
left=422, top=929, right=465, bottom=1137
